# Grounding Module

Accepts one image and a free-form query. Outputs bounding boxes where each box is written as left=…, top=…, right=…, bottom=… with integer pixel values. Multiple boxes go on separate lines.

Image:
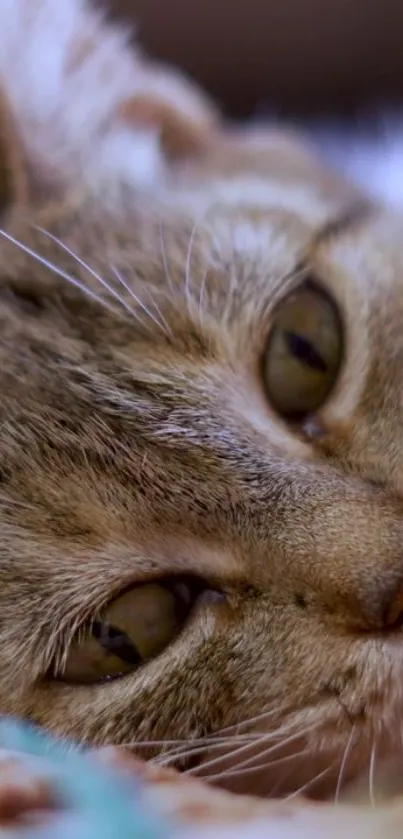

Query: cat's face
left=1, top=127, right=403, bottom=801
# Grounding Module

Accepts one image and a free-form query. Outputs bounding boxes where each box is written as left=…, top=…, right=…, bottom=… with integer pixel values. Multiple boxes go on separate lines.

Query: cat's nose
left=327, top=582, right=403, bottom=635
left=350, top=578, right=403, bottom=633
left=380, top=588, right=403, bottom=631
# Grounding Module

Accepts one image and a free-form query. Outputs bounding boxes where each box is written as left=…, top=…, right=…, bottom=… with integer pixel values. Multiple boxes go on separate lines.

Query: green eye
left=264, top=280, right=343, bottom=418
left=59, top=579, right=199, bottom=685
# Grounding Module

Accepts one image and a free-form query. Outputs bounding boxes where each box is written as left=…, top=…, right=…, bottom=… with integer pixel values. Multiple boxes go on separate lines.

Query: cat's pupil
left=92, top=621, right=142, bottom=665
left=284, top=331, right=328, bottom=373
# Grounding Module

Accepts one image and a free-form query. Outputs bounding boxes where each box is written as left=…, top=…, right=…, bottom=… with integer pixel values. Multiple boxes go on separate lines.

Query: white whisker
left=286, top=762, right=335, bottom=800
left=101, top=735, right=258, bottom=767
left=0, top=228, right=116, bottom=313
left=106, top=738, right=207, bottom=750
left=204, top=747, right=310, bottom=783
left=369, top=742, right=376, bottom=808
left=188, top=720, right=319, bottom=777
left=160, top=725, right=297, bottom=761
left=159, top=221, right=175, bottom=295
left=215, top=727, right=317, bottom=777
left=107, top=265, right=150, bottom=332
left=334, top=724, right=356, bottom=803
left=141, top=284, right=172, bottom=337
left=155, top=735, right=260, bottom=767
left=152, top=722, right=302, bottom=765
left=184, top=218, right=203, bottom=315
left=197, top=261, right=212, bottom=332
left=105, top=707, right=291, bottom=761
left=33, top=226, right=136, bottom=318
left=228, top=240, right=238, bottom=297
left=205, top=705, right=291, bottom=739
left=112, top=264, right=171, bottom=336
left=111, top=266, right=169, bottom=337
left=109, top=735, right=258, bottom=752
left=269, top=763, right=298, bottom=797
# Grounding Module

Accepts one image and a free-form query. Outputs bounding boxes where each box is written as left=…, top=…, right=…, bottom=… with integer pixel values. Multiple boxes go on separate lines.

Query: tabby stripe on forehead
left=315, top=199, right=377, bottom=245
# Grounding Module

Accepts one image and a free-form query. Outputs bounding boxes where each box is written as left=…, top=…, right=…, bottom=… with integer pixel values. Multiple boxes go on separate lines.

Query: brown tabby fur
left=1, top=0, right=403, bottom=821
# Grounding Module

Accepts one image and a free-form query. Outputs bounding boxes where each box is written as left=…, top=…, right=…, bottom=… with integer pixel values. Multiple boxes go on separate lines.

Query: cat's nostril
left=348, top=584, right=403, bottom=634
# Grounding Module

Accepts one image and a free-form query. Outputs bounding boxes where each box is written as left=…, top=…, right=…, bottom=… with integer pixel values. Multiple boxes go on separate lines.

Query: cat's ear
left=0, top=0, right=219, bottom=200
left=185, top=126, right=362, bottom=204
left=0, top=86, right=28, bottom=216
left=117, top=63, right=219, bottom=161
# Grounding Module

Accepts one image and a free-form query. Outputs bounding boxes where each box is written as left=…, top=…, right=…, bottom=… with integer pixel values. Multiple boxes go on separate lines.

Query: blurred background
left=109, top=0, right=402, bottom=120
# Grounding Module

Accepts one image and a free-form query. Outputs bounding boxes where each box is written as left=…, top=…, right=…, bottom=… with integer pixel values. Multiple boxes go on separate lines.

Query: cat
left=0, top=0, right=403, bottom=831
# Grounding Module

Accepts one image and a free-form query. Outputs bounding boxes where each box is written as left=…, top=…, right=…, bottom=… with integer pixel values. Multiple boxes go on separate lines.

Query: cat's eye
left=58, top=578, right=201, bottom=685
left=264, top=280, right=343, bottom=418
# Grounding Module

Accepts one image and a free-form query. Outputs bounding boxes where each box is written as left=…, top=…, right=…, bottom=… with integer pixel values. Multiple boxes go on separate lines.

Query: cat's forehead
left=3, top=176, right=403, bottom=457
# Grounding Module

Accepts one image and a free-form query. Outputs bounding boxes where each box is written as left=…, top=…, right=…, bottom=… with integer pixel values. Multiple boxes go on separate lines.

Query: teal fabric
left=0, top=718, right=171, bottom=839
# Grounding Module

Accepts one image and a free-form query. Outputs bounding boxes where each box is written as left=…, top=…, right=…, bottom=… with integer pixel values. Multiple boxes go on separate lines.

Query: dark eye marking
left=314, top=200, right=375, bottom=244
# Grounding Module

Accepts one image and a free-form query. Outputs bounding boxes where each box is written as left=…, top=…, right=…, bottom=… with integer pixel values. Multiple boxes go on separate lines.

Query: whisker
left=197, top=260, right=212, bottom=332
left=215, top=727, right=319, bottom=777
left=227, top=239, right=238, bottom=297
left=159, top=220, right=175, bottom=295
left=203, top=705, right=292, bottom=740
left=154, top=731, right=278, bottom=764
left=269, top=763, right=299, bottom=798
left=187, top=720, right=319, bottom=777
left=0, top=228, right=116, bottom=313
left=104, top=739, right=208, bottom=750
left=107, top=265, right=150, bottom=332
left=111, top=266, right=169, bottom=337
left=369, top=741, right=376, bottom=808
left=103, top=705, right=295, bottom=766
left=155, top=736, right=261, bottom=767
left=141, top=284, right=172, bottom=337
left=33, top=226, right=136, bottom=318
left=203, top=747, right=311, bottom=783
left=285, top=761, right=336, bottom=800
left=110, top=262, right=170, bottom=336
left=184, top=218, right=204, bottom=315
left=103, top=706, right=291, bottom=761
left=104, top=735, right=256, bottom=754
left=153, top=720, right=304, bottom=764
left=334, top=724, right=356, bottom=803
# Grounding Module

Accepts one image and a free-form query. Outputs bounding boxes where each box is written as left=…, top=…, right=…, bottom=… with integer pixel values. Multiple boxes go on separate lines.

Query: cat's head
left=2, top=1, right=403, bottom=803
